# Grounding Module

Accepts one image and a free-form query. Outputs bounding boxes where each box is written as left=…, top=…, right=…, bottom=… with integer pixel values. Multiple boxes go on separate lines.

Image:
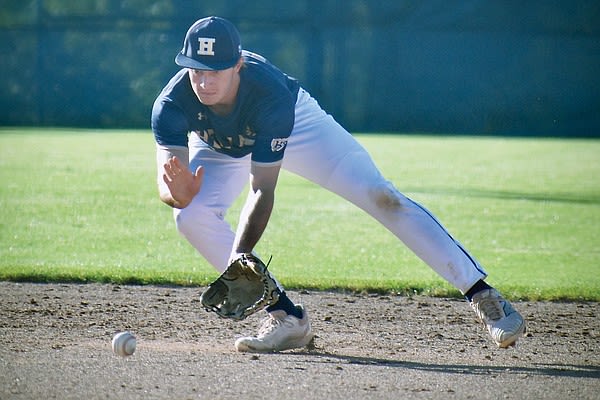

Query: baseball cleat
left=470, top=289, right=526, bottom=348
left=235, top=305, right=314, bottom=353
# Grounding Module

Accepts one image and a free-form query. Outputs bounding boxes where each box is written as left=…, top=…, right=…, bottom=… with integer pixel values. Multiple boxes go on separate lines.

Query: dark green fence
left=1, top=1, right=599, bottom=136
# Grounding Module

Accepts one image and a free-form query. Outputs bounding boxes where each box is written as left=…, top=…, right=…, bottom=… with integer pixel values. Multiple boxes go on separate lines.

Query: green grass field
left=1, top=128, right=599, bottom=301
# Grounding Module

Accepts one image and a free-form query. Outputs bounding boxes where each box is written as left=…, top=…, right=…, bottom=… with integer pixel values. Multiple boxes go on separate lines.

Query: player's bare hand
left=162, top=156, right=204, bottom=208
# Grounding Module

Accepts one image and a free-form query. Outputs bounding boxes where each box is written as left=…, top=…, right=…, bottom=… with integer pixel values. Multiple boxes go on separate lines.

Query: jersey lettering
left=197, top=38, right=216, bottom=56
left=238, top=135, right=255, bottom=147
left=193, top=126, right=256, bottom=151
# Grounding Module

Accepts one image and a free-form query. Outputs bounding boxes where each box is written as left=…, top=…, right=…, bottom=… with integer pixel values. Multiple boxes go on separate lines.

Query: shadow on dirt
left=294, top=351, right=600, bottom=379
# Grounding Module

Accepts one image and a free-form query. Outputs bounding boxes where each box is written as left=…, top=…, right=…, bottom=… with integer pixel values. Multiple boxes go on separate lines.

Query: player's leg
left=282, top=89, right=525, bottom=347
left=284, top=89, right=484, bottom=292
left=172, top=134, right=249, bottom=272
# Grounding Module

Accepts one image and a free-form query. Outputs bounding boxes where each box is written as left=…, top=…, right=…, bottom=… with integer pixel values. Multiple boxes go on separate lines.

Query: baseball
left=112, top=331, right=136, bottom=356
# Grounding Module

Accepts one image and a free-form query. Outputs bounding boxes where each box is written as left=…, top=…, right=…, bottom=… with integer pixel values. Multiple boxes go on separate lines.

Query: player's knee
left=174, top=203, right=223, bottom=235
left=369, top=181, right=404, bottom=211
left=174, top=207, right=194, bottom=235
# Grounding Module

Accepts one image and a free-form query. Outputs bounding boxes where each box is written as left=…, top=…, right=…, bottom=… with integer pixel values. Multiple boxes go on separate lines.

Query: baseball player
left=152, top=16, right=526, bottom=352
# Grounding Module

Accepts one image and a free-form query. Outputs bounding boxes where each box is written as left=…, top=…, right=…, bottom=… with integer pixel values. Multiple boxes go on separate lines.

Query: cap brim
left=175, top=53, right=239, bottom=71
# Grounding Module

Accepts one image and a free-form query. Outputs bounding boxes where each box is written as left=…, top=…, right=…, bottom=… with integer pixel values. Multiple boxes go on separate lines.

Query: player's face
left=188, top=60, right=242, bottom=111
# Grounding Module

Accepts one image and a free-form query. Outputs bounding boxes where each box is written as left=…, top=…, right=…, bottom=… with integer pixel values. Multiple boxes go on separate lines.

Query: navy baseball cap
left=175, top=16, right=242, bottom=70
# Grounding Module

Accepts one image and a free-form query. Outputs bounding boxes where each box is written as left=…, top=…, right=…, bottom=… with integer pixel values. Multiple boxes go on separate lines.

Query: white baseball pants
left=173, top=88, right=487, bottom=293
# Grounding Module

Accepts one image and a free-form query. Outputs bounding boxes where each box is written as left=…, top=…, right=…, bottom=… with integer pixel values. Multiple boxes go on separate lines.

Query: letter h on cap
left=197, top=38, right=216, bottom=56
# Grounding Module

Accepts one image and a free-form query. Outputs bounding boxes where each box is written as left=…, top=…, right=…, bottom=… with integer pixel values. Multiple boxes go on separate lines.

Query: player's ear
left=234, top=57, right=244, bottom=72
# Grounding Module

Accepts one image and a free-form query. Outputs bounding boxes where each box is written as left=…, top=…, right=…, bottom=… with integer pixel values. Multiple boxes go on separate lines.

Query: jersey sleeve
left=151, top=98, right=189, bottom=147
left=250, top=93, right=296, bottom=165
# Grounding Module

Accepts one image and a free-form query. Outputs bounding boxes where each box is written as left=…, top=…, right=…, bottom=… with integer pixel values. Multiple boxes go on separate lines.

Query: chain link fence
left=1, top=1, right=599, bottom=136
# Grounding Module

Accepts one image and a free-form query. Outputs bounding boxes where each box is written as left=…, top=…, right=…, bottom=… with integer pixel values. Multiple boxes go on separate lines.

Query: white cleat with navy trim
left=235, top=305, right=314, bottom=353
left=470, top=289, right=526, bottom=348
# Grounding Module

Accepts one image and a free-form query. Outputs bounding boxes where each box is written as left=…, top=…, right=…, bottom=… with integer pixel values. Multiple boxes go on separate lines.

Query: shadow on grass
left=407, top=187, right=600, bottom=205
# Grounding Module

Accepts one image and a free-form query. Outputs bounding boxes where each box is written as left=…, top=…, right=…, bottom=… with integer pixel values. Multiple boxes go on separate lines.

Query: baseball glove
left=200, top=253, right=280, bottom=320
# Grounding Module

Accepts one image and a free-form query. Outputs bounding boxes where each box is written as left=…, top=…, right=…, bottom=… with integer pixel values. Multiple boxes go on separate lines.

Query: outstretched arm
left=231, top=163, right=281, bottom=255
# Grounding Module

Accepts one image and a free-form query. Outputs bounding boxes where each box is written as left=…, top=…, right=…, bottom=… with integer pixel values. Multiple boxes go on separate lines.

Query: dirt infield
left=1, top=282, right=598, bottom=399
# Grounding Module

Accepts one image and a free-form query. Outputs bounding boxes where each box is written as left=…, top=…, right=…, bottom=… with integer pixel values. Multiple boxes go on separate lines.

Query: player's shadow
left=294, top=350, right=600, bottom=379
left=407, top=187, right=599, bottom=205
